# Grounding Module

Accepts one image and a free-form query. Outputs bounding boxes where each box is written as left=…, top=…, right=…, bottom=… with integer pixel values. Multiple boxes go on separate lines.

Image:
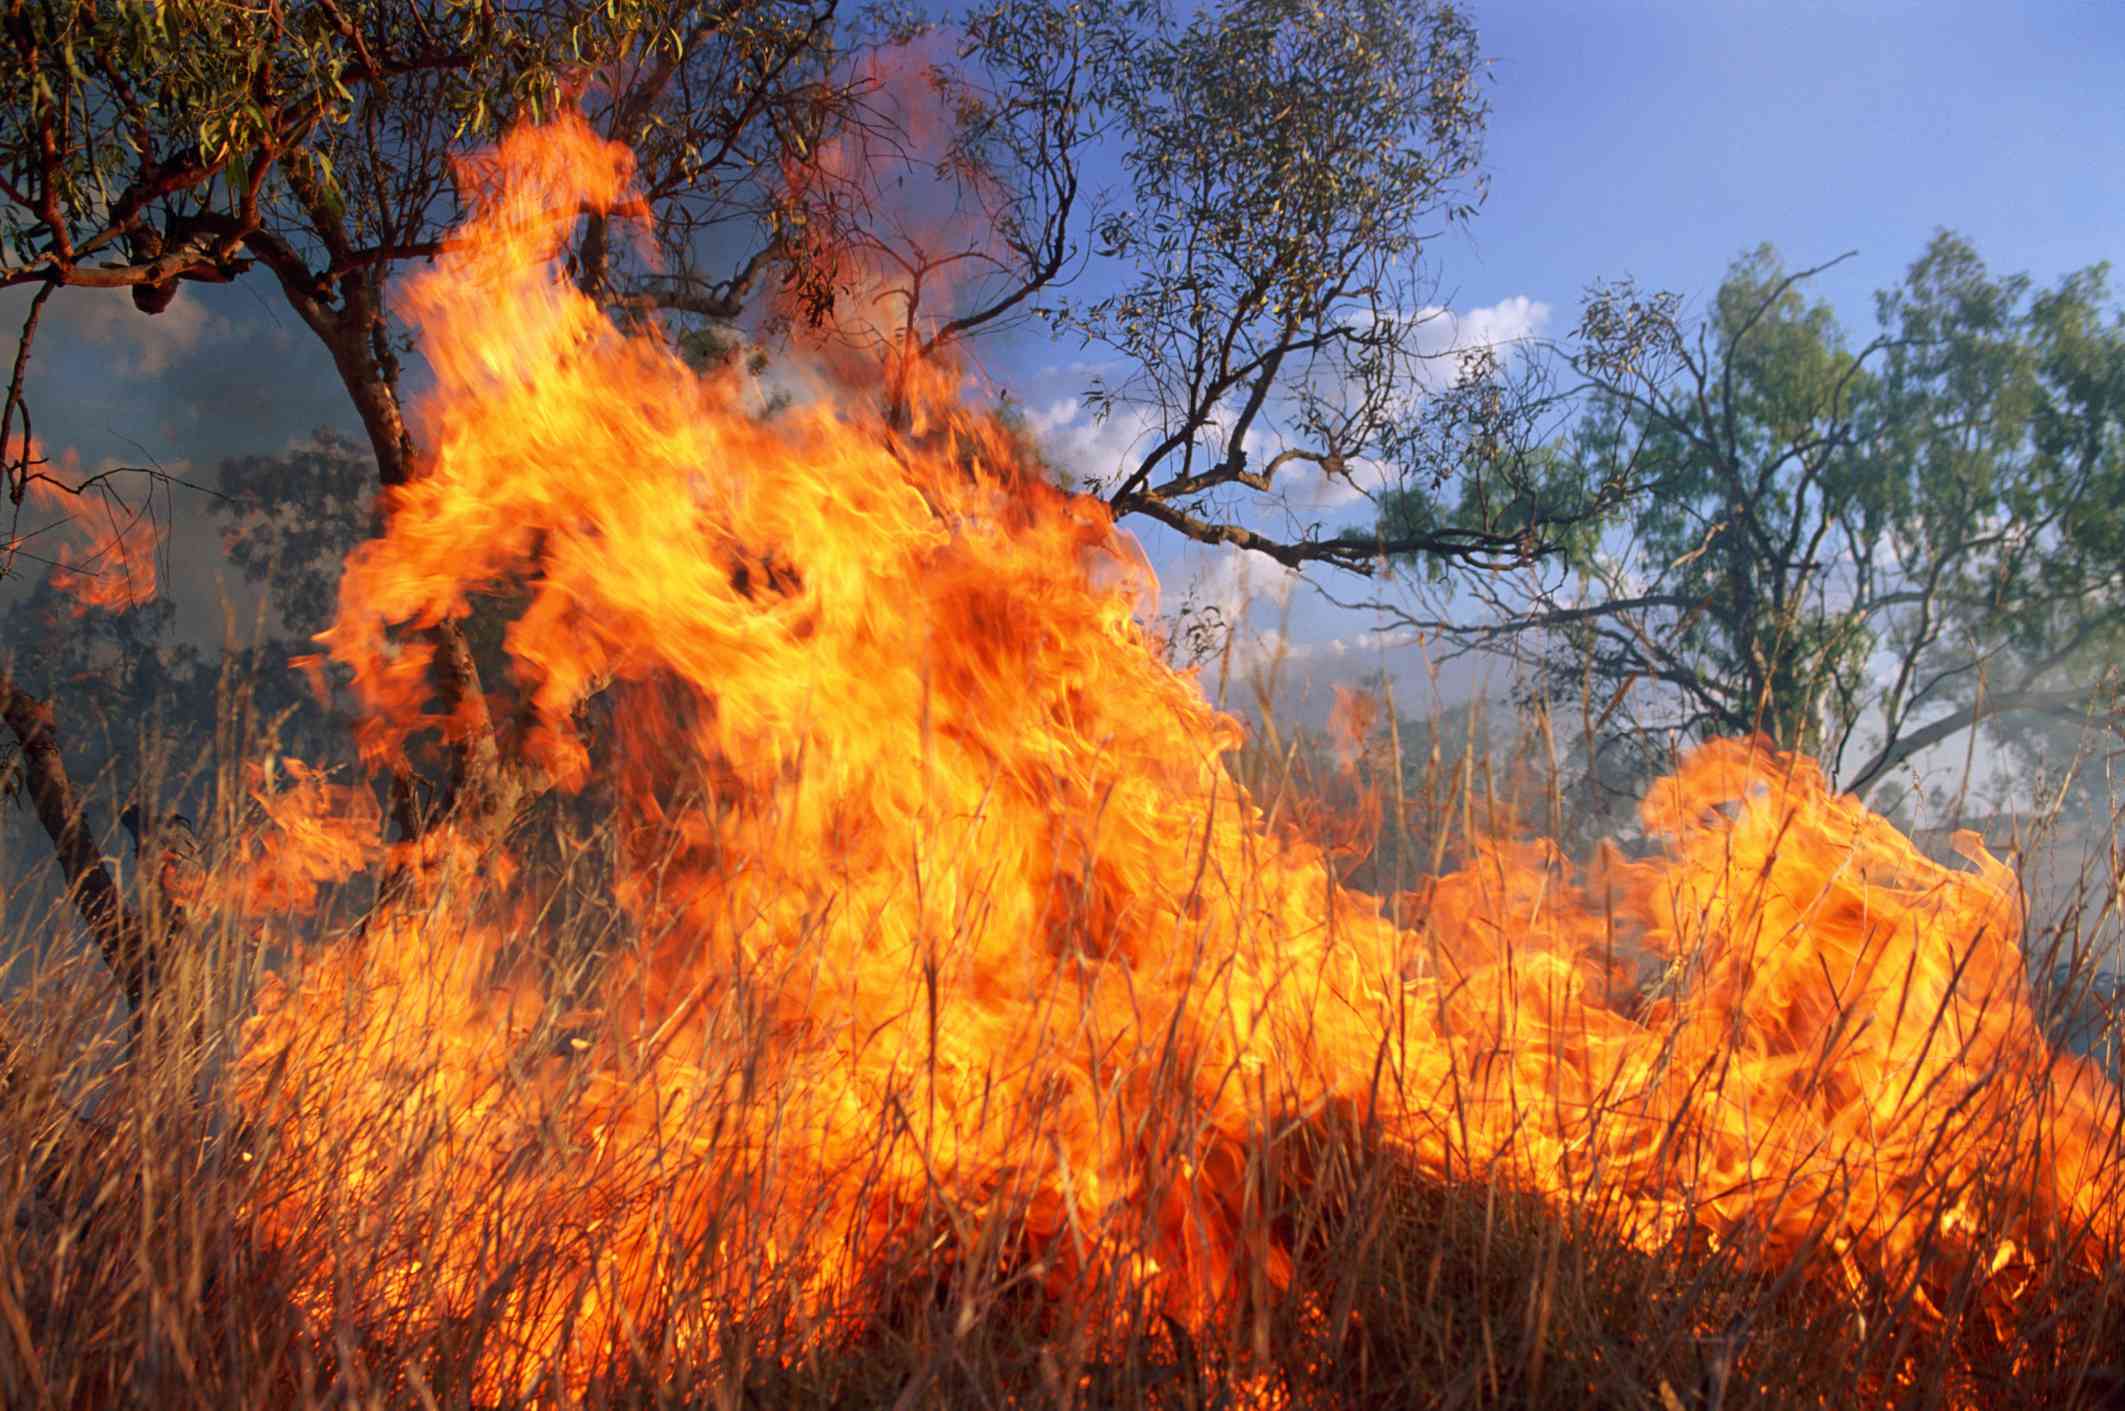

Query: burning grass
left=4, top=732, right=2124, bottom=1410
left=3, top=115, right=2124, bottom=1408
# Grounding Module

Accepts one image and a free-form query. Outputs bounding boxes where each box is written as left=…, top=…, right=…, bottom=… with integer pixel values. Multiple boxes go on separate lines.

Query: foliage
left=1050, top=0, right=1550, bottom=571
left=1380, top=233, right=2125, bottom=805
left=0, top=432, right=374, bottom=823
left=0, top=0, right=844, bottom=491
left=213, top=430, right=375, bottom=644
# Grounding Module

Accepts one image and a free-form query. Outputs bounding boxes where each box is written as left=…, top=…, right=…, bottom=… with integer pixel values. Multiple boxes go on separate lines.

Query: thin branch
left=1845, top=686, right=2121, bottom=799
left=2, top=274, right=59, bottom=504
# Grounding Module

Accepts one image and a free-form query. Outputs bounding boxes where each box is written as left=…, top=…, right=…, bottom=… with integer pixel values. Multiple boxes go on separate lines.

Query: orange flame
left=227, top=117, right=2125, bottom=1396
left=6, top=439, right=162, bottom=613
left=205, top=757, right=388, bottom=917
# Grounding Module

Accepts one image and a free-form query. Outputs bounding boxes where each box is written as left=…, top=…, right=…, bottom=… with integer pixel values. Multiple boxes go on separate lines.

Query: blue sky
left=1467, top=2, right=2120, bottom=324
left=5, top=1, right=2120, bottom=731
left=1030, top=0, right=2125, bottom=718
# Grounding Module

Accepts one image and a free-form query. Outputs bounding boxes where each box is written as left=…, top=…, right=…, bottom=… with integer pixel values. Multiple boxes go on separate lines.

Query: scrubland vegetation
left=5, top=2, right=2124, bottom=1407
left=2, top=691, right=2122, bottom=1411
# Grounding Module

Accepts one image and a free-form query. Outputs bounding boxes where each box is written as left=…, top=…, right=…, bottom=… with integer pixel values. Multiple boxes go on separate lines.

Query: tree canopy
left=1, top=0, right=1580, bottom=568
left=1377, top=232, right=2125, bottom=806
left=2, top=0, right=849, bottom=488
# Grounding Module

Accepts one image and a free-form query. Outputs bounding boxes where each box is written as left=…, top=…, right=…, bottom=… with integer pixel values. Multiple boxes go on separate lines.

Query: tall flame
left=229, top=117, right=2124, bottom=1396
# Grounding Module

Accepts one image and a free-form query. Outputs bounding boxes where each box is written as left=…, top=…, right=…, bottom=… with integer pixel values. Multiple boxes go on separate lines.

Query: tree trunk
left=0, top=674, right=155, bottom=1011
left=299, top=276, right=523, bottom=846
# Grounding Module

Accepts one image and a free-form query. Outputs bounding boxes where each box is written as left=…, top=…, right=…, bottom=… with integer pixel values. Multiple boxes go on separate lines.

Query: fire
left=226, top=116, right=2125, bottom=1397
left=5, top=439, right=163, bottom=614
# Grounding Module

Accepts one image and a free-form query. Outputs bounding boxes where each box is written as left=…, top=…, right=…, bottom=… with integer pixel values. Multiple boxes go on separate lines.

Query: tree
left=3, top=0, right=1649, bottom=1012
left=1050, top=0, right=1573, bottom=572
left=1, top=0, right=860, bottom=479
left=0, top=0, right=860, bottom=1011
left=1375, top=233, right=2125, bottom=806
left=758, top=0, right=1631, bottom=574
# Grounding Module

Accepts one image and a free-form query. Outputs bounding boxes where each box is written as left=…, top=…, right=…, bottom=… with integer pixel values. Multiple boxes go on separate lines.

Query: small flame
left=7, top=440, right=163, bottom=613
left=225, top=117, right=2124, bottom=1398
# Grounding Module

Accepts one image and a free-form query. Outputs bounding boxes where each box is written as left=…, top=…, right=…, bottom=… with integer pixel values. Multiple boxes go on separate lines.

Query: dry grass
left=2, top=687, right=2123, bottom=1411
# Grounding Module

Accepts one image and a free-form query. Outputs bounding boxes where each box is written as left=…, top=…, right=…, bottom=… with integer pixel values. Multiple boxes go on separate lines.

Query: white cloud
left=60, top=286, right=221, bottom=378
left=1290, top=454, right=1388, bottom=512
left=1019, top=295, right=1548, bottom=511
left=1193, top=541, right=1300, bottom=626
left=1025, top=393, right=1161, bottom=494
left=1409, top=294, right=1552, bottom=377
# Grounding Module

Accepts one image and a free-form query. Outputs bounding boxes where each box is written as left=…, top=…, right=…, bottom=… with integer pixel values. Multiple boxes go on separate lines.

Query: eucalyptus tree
left=4, top=0, right=881, bottom=503
left=1045, top=0, right=1594, bottom=572
left=1376, top=233, right=2125, bottom=806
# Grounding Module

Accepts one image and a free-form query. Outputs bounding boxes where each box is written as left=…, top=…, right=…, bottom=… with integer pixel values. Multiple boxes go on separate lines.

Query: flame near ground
left=224, top=119, right=2125, bottom=1398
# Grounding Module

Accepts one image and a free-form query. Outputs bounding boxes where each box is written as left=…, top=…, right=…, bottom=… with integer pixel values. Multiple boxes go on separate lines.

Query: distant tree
left=213, top=431, right=374, bottom=639
left=1374, top=233, right=2125, bottom=806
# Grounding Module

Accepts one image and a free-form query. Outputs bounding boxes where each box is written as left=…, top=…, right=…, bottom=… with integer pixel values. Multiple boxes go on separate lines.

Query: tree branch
left=2, top=275, right=58, bottom=504
left=1845, top=686, right=2122, bottom=800
left=0, top=673, right=154, bottom=1011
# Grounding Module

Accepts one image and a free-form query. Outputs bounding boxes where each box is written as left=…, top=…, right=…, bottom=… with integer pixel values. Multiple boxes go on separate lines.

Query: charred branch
left=1, top=274, right=57, bottom=504
left=0, top=673, right=155, bottom=1012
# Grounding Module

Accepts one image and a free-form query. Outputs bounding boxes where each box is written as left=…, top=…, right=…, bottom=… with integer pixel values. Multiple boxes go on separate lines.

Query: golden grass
left=2, top=690, right=2122, bottom=1411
